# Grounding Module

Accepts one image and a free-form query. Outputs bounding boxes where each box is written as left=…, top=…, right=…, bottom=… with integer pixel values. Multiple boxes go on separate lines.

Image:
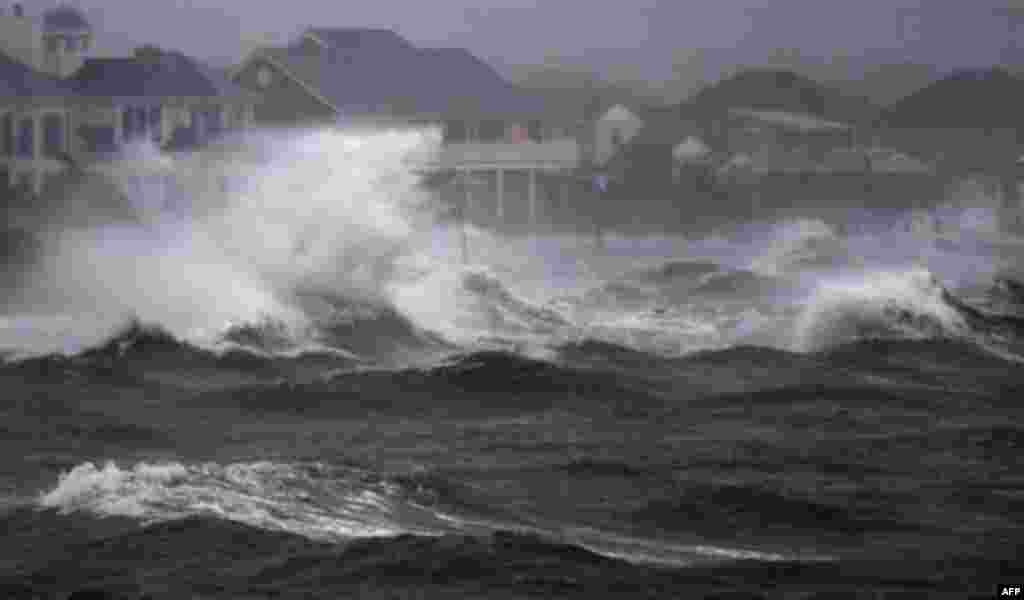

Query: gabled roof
left=0, top=51, right=74, bottom=98
left=71, top=52, right=253, bottom=101
left=305, top=28, right=414, bottom=52
left=246, top=29, right=549, bottom=119
left=687, top=68, right=879, bottom=126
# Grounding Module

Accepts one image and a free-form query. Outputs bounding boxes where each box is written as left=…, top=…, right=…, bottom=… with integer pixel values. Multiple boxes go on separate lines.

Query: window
left=256, top=66, right=273, bottom=88
left=148, top=106, right=162, bottom=131
left=479, top=120, right=504, bottom=142
left=1, top=114, right=13, bottom=157
left=81, top=36, right=91, bottom=51
left=444, top=121, right=466, bottom=143
left=207, top=107, right=224, bottom=134
left=122, top=107, right=135, bottom=140
left=65, top=36, right=78, bottom=52
left=42, top=114, right=64, bottom=158
left=148, top=106, right=162, bottom=141
left=528, top=120, right=543, bottom=142
left=16, top=118, right=34, bottom=158
left=46, top=37, right=59, bottom=53
left=611, top=128, right=623, bottom=148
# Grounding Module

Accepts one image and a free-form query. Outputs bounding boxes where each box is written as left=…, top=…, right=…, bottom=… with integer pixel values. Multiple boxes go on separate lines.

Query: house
left=0, top=3, right=255, bottom=197
left=1, top=2, right=89, bottom=194
left=0, top=49, right=75, bottom=195
left=233, top=27, right=560, bottom=128
left=715, top=144, right=943, bottom=224
left=232, top=26, right=580, bottom=231
left=580, top=103, right=645, bottom=168
left=596, top=105, right=718, bottom=202
left=721, top=107, right=854, bottom=160
left=879, top=68, right=1024, bottom=234
left=69, top=47, right=255, bottom=161
left=685, top=69, right=879, bottom=132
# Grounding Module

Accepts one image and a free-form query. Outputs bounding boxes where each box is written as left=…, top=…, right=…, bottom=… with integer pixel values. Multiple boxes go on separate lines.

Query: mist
left=1, top=126, right=449, bottom=356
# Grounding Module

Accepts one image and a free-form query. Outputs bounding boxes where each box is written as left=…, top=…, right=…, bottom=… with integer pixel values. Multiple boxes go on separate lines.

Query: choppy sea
left=1, top=129, right=1021, bottom=599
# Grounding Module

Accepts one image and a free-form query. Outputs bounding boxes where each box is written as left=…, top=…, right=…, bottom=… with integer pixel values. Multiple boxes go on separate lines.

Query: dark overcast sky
left=62, top=0, right=1023, bottom=87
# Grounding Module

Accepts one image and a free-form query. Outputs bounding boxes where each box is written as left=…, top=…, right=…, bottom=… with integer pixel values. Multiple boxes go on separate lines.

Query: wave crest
left=795, top=268, right=972, bottom=352
left=38, top=460, right=455, bottom=540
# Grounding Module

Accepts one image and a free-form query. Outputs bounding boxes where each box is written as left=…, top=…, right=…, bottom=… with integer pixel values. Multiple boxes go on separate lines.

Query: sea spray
left=794, top=267, right=971, bottom=352
left=0, top=127, right=450, bottom=359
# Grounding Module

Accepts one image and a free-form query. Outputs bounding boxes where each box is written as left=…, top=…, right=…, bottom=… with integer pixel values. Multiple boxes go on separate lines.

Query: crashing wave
left=751, top=219, right=862, bottom=276
left=794, top=268, right=971, bottom=352
left=37, top=460, right=456, bottom=540
left=220, top=316, right=305, bottom=354
left=790, top=267, right=1022, bottom=354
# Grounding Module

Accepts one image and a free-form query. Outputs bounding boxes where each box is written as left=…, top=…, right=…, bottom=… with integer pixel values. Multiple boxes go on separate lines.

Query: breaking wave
left=0, top=128, right=454, bottom=362
left=35, top=458, right=814, bottom=568
left=38, top=460, right=452, bottom=540
left=794, top=267, right=1024, bottom=356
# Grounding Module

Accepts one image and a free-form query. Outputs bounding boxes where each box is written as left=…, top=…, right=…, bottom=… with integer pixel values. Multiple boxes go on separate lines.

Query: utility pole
left=455, top=172, right=470, bottom=265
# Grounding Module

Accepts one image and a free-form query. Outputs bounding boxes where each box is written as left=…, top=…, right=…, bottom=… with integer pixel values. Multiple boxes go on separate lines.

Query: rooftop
left=42, top=5, right=91, bottom=33
left=0, top=50, right=73, bottom=97
left=71, top=51, right=253, bottom=101
left=255, top=30, right=550, bottom=119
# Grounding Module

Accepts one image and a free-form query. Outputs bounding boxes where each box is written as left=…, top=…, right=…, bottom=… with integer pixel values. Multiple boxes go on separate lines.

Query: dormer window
left=256, top=66, right=273, bottom=88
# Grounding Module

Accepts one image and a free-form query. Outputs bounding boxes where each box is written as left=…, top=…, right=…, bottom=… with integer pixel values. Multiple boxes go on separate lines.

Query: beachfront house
left=232, top=27, right=581, bottom=231
left=69, top=48, right=255, bottom=162
left=579, top=103, right=645, bottom=168
left=1, top=2, right=90, bottom=195
left=721, top=107, right=855, bottom=160
left=715, top=143, right=942, bottom=224
left=0, top=50, right=75, bottom=196
left=0, top=3, right=255, bottom=197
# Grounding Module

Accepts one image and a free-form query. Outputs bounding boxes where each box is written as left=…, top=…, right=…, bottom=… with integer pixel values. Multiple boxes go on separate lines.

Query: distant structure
left=0, top=3, right=92, bottom=78
left=0, top=3, right=255, bottom=196
left=232, top=26, right=581, bottom=233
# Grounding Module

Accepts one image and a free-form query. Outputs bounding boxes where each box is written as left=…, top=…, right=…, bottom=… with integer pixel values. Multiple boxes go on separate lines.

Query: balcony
left=406, top=138, right=580, bottom=172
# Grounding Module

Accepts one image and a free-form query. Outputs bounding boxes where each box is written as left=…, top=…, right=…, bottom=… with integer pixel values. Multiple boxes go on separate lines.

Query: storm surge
left=2, top=124, right=1022, bottom=369
left=0, top=127, right=541, bottom=363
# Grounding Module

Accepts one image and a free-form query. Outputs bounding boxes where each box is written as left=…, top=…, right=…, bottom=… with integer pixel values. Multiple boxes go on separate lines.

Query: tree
left=134, top=44, right=163, bottom=59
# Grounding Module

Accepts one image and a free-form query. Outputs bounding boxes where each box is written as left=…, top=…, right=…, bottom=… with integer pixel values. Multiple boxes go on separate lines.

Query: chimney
left=12, top=3, right=23, bottom=17
left=135, top=45, right=164, bottom=72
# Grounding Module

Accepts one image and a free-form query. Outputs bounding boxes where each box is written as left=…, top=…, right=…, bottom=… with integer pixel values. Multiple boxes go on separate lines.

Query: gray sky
left=60, top=0, right=1023, bottom=97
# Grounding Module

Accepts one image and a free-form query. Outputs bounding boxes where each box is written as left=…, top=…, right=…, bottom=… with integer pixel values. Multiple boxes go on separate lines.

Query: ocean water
left=0, top=127, right=1021, bottom=599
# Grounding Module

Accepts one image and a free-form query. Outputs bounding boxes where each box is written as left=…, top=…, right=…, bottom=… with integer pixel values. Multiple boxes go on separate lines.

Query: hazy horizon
left=28, top=0, right=1022, bottom=104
